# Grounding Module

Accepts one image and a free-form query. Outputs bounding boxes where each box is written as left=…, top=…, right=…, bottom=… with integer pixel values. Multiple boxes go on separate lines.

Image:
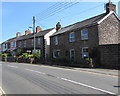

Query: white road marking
left=61, top=77, right=116, bottom=95
left=25, top=68, right=46, bottom=75
left=25, top=68, right=116, bottom=95
left=8, top=65, right=18, bottom=68
left=0, top=87, right=6, bottom=95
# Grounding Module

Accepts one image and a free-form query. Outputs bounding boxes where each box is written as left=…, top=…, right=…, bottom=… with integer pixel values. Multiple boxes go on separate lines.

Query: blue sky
left=1, top=1, right=119, bottom=43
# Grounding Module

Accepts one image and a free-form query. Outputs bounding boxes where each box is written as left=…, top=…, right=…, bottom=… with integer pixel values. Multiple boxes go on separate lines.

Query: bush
left=21, top=53, right=29, bottom=59
left=16, top=48, right=24, bottom=56
left=53, top=56, right=70, bottom=63
left=33, top=52, right=41, bottom=59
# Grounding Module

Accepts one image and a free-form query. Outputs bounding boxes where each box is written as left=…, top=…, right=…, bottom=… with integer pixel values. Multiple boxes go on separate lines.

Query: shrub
left=33, top=51, right=41, bottom=59
left=16, top=48, right=24, bottom=56
left=2, top=53, right=8, bottom=57
left=54, top=56, right=70, bottom=63
left=21, top=53, right=29, bottom=59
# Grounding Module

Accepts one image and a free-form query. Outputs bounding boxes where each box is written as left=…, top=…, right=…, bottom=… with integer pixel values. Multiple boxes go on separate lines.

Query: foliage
left=33, top=51, right=41, bottom=59
left=2, top=53, right=8, bottom=57
left=28, top=54, right=34, bottom=58
left=20, top=53, right=29, bottom=59
left=16, top=48, right=24, bottom=56
left=54, top=56, right=70, bottom=63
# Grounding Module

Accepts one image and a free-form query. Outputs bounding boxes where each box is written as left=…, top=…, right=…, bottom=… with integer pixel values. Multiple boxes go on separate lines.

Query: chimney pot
left=16, top=32, right=21, bottom=37
left=56, top=22, right=61, bottom=31
left=25, top=29, right=31, bottom=35
left=36, top=26, right=42, bottom=33
left=106, top=1, right=116, bottom=14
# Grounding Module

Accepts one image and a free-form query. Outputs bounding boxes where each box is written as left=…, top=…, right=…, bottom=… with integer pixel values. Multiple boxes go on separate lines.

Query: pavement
left=0, top=61, right=119, bottom=95
left=33, top=63, right=119, bottom=77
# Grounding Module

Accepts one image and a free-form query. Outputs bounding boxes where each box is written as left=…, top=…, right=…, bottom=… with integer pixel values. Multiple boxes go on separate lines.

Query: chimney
left=25, top=29, right=31, bottom=35
left=36, top=26, right=42, bottom=33
left=56, top=22, right=61, bottom=31
left=16, top=32, right=21, bottom=37
left=106, top=0, right=116, bottom=14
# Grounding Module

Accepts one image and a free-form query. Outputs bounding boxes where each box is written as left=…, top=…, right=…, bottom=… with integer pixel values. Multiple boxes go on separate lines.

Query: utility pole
left=33, top=16, right=36, bottom=52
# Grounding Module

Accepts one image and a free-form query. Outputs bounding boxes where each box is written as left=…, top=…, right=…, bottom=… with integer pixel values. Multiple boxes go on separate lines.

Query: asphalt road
left=0, top=62, right=119, bottom=95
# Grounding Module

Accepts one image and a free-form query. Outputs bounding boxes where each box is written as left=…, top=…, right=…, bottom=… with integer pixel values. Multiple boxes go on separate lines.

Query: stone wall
left=99, top=44, right=120, bottom=69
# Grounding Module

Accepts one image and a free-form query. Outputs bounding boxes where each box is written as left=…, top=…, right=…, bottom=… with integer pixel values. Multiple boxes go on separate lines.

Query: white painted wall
left=44, top=28, right=56, bottom=59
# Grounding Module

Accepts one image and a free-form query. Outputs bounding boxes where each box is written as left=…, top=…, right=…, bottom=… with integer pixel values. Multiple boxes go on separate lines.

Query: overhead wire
left=60, top=3, right=104, bottom=20
left=36, top=0, right=79, bottom=21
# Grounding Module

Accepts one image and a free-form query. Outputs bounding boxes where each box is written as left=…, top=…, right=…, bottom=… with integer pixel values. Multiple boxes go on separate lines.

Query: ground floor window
left=53, top=50, right=60, bottom=58
left=70, top=49, right=75, bottom=61
left=82, top=47, right=89, bottom=59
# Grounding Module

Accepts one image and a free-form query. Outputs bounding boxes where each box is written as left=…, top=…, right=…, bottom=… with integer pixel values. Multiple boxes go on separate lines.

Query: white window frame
left=81, top=29, right=88, bottom=40
left=69, top=32, right=75, bottom=42
left=82, top=47, right=89, bottom=58
left=53, top=49, right=60, bottom=58
left=70, top=49, right=75, bottom=60
left=54, top=36, right=58, bottom=45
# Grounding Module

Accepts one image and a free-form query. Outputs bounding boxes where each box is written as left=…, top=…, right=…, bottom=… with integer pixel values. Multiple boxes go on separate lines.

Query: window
left=10, top=42, right=13, bottom=48
left=81, top=29, right=88, bottom=40
left=18, top=41, right=21, bottom=47
left=54, top=36, right=58, bottom=45
left=31, top=39, right=34, bottom=47
left=53, top=50, right=60, bottom=58
left=24, top=40, right=26, bottom=48
left=37, top=38, right=41, bottom=46
left=5, top=44, right=7, bottom=49
left=70, top=49, right=75, bottom=60
left=82, top=47, right=89, bottom=58
left=69, top=32, right=75, bottom=42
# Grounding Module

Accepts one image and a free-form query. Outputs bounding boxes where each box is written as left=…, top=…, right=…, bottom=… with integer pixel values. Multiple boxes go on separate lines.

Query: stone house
left=16, top=27, right=56, bottom=60
left=1, top=37, right=17, bottom=55
left=50, top=2, right=120, bottom=68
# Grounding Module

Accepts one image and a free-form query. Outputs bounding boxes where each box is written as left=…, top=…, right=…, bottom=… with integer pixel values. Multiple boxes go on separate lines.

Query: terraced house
left=1, top=26, right=56, bottom=60
left=1, top=37, right=17, bottom=56
left=16, top=27, right=56, bottom=60
left=50, top=2, right=120, bottom=68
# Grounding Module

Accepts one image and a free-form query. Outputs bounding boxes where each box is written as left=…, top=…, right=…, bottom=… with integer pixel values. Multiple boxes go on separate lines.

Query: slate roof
left=52, top=13, right=106, bottom=36
left=16, top=28, right=54, bottom=41
left=2, top=37, right=17, bottom=44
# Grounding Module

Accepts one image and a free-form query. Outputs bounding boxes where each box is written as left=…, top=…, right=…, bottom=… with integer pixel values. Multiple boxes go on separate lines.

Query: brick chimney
left=106, top=0, right=116, bottom=14
left=16, top=32, right=21, bottom=37
left=56, top=22, right=61, bottom=31
left=25, top=29, right=31, bottom=35
left=36, top=26, right=42, bottom=33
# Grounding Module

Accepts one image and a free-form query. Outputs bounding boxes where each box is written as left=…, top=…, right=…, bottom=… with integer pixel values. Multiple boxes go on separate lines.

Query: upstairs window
left=81, top=29, right=88, bottom=40
left=18, top=41, right=21, bottom=48
left=69, top=32, right=75, bottom=42
left=5, top=44, right=7, bottom=49
left=23, top=40, right=26, bottom=48
left=31, top=39, right=34, bottom=47
left=37, top=38, right=41, bottom=46
left=54, top=36, right=58, bottom=45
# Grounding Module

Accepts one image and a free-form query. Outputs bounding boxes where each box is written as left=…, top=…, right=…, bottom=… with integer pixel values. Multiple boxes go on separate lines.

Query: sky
left=1, top=0, right=119, bottom=43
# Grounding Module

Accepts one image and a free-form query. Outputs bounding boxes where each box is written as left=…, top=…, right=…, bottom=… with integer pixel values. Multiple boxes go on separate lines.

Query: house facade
left=16, top=27, right=56, bottom=60
left=50, top=2, right=120, bottom=68
left=1, top=37, right=17, bottom=55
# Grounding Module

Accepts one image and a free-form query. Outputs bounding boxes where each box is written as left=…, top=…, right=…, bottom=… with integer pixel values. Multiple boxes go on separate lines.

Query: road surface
left=0, top=62, right=119, bottom=95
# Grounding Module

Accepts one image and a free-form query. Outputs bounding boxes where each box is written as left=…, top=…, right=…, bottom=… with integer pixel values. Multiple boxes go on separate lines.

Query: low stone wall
left=99, top=44, right=120, bottom=69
